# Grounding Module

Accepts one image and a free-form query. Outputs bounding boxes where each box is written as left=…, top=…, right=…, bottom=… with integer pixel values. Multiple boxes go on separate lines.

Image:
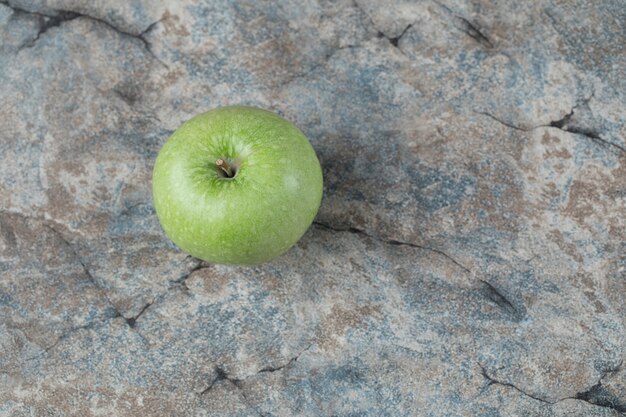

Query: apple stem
left=215, top=159, right=235, bottom=178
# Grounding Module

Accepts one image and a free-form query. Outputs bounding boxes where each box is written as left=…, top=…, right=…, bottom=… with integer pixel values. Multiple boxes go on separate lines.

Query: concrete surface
left=0, top=0, right=625, bottom=415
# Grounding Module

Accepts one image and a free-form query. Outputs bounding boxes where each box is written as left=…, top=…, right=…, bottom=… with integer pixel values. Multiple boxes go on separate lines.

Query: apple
left=152, top=106, right=323, bottom=265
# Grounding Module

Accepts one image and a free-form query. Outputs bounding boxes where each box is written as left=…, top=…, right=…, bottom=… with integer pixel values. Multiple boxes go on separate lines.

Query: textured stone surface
left=0, top=0, right=625, bottom=415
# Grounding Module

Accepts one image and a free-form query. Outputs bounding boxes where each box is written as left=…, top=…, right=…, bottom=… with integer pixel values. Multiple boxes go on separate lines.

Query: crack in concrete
left=280, top=0, right=415, bottom=90
left=376, top=24, right=413, bottom=48
left=548, top=113, right=626, bottom=154
left=479, top=363, right=556, bottom=404
left=479, top=280, right=526, bottom=321
left=77, top=258, right=209, bottom=332
left=199, top=344, right=313, bottom=416
left=137, top=19, right=163, bottom=65
left=475, top=111, right=528, bottom=132
left=433, top=0, right=494, bottom=49
left=200, top=367, right=266, bottom=417
left=575, top=361, right=625, bottom=413
left=43, top=224, right=123, bottom=318
left=42, top=223, right=150, bottom=345
left=455, top=16, right=494, bottom=49
left=200, top=366, right=239, bottom=395
left=201, top=344, right=313, bottom=395
left=125, top=301, right=152, bottom=328
left=312, top=221, right=471, bottom=273
left=9, top=7, right=81, bottom=50
left=2, top=0, right=166, bottom=66
left=168, top=260, right=210, bottom=291
left=279, top=0, right=419, bottom=91
left=277, top=0, right=391, bottom=91
left=479, top=361, right=626, bottom=412
left=24, top=321, right=105, bottom=362
left=353, top=0, right=413, bottom=52
left=475, top=106, right=626, bottom=154
left=575, top=381, right=626, bottom=413
left=257, top=343, right=313, bottom=374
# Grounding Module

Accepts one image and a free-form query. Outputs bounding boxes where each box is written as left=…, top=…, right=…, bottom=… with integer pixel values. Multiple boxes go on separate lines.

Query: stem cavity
left=215, top=159, right=236, bottom=178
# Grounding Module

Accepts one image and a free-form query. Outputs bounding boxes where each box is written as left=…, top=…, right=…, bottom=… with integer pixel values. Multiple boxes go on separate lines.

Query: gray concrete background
left=0, top=0, right=625, bottom=415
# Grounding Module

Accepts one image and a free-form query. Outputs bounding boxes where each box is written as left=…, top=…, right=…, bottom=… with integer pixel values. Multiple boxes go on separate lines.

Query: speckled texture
left=0, top=0, right=624, bottom=416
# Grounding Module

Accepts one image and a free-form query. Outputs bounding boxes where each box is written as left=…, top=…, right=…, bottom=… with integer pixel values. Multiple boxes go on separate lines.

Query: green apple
left=152, top=106, right=323, bottom=265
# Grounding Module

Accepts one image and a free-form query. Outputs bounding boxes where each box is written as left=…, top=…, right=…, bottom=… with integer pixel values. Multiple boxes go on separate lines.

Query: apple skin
left=152, top=106, right=323, bottom=265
